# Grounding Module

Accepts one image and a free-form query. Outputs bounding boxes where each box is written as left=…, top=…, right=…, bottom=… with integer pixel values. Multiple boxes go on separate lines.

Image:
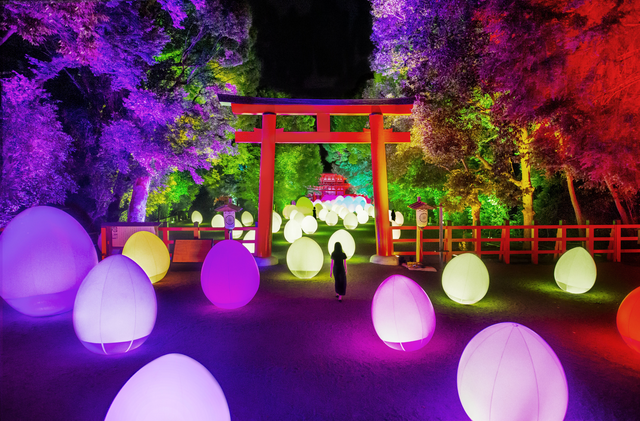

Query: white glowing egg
left=105, top=353, right=231, bottom=421
left=356, top=211, right=369, bottom=224
left=122, top=231, right=170, bottom=284
left=240, top=211, right=254, bottom=227
left=284, top=220, right=303, bottom=243
left=442, top=253, right=489, bottom=304
left=554, top=247, right=597, bottom=294
left=355, top=204, right=364, bottom=213
left=457, top=323, right=568, bottom=421
left=289, top=208, right=300, bottom=221
left=73, top=255, right=156, bottom=355
left=191, top=211, right=203, bottom=224
left=367, top=205, right=375, bottom=217
left=243, top=230, right=255, bottom=253
left=272, top=212, right=282, bottom=233
left=283, top=205, right=296, bottom=219
left=293, top=211, right=306, bottom=225
left=343, top=213, right=358, bottom=230
left=371, top=275, right=436, bottom=351
left=318, top=208, right=328, bottom=221
left=232, top=219, right=243, bottom=239
left=301, top=216, right=318, bottom=234
left=296, top=196, right=314, bottom=215
left=338, top=207, right=350, bottom=219
left=326, top=211, right=339, bottom=226
left=211, top=214, right=225, bottom=228
left=331, top=204, right=341, bottom=213
left=395, top=211, right=404, bottom=226
left=392, top=221, right=401, bottom=240
left=201, top=240, right=259, bottom=309
left=328, top=230, right=356, bottom=260
left=286, top=237, right=324, bottom=279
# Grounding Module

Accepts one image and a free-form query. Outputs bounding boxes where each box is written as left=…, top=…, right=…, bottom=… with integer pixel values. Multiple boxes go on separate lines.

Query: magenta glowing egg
left=0, top=206, right=98, bottom=316
left=73, top=255, right=156, bottom=355
left=371, top=275, right=436, bottom=351
left=617, top=286, right=640, bottom=354
left=105, top=353, right=230, bottom=421
left=201, top=240, right=259, bottom=309
left=457, top=323, right=568, bottom=421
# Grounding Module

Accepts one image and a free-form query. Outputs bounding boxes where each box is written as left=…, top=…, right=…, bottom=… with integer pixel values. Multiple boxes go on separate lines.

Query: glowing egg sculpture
left=201, top=240, right=259, bottom=309
left=326, top=211, right=339, bottom=226
left=284, top=220, right=303, bottom=243
left=122, top=231, right=170, bottom=283
left=191, top=211, right=203, bottom=224
left=318, top=208, right=328, bottom=221
left=367, top=205, right=375, bottom=217
left=0, top=206, right=98, bottom=316
left=272, top=212, right=282, bottom=233
left=243, top=230, right=256, bottom=253
left=356, top=211, right=369, bottom=224
left=457, top=322, right=568, bottom=421
left=301, top=215, right=318, bottom=234
left=395, top=211, right=405, bottom=225
left=554, top=246, right=597, bottom=294
left=105, top=353, right=230, bottom=421
left=211, top=214, right=225, bottom=228
left=232, top=219, right=243, bottom=239
left=296, top=196, right=314, bottom=215
left=441, top=254, right=489, bottom=305
left=617, top=286, right=640, bottom=353
left=289, top=209, right=300, bottom=221
left=338, top=207, right=350, bottom=220
left=371, top=275, right=436, bottom=351
left=328, top=230, right=356, bottom=260
left=283, top=205, right=295, bottom=219
left=392, top=221, right=401, bottom=240
left=73, top=255, right=156, bottom=354
left=286, top=237, right=324, bottom=279
left=240, top=211, right=254, bottom=227
left=293, top=211, right=306, bottom=225
left=343, top=213, right=358, bottom=230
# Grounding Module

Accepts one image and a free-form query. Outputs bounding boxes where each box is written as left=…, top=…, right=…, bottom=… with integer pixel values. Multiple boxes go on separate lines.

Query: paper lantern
left=296, top=196, right=314, bottom=215
left=457, top=322, right=568, bottom=421
left=191, top=211, right=203, bottom=224
left=211, top=214, right=225, bottom=228
left=272, top=212, right=282, bottom=233
left=328, top=229, right=356, bottom=260
left=283, top=204, right=295, bottom=219
left=326, top=211, right=339, bottom=226
left=301, top=215, right=318, bottom=234
left=356, top=211, right=369, bottom=224
left=243, top=230, right=256, bottom=253
left=121, top=231, right=170, bottom=284
left=318, top=208, right=328, bottom=221
left=554, top=246, right=597, bottom=294
left=73, top=255, right=156, bottom=354
left=240, top=211, right=254, bottom=227
left=286, top=237, right=324, bottom=279
left=343, top=213, right=358, bottom=230
left=0, top=206, right=98, bottom=316
left=371, top=275, right=436, bottom=351
left=617, top=286, right=640, bottom=353
left=201, top=240, right=259, bottom=309
left=441, top=254, right=489, bottom=305
left=105, top=353, right=230, bottom=421
left=284, top=220, right=302, bottom=243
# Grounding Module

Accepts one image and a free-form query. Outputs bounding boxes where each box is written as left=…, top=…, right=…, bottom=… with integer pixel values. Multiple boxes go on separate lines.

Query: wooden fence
left=392, top=222, right=640, bottom=264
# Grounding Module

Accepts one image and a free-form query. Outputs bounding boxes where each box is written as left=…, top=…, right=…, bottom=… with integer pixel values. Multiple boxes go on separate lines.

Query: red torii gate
left=218, top=94, right=414, bottom=266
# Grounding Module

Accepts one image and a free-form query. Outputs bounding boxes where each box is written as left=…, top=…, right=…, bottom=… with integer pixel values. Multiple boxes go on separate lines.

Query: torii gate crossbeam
left=218, top=94, right=414, bottom=266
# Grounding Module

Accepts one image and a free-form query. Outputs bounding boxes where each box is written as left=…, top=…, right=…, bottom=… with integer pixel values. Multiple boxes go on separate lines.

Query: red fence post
left=532, top=222, right=538, bottom=264
left=615, top=221, right=622, bottom=262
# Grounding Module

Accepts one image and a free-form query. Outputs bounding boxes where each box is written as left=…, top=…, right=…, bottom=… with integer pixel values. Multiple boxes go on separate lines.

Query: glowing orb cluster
left=201, top=240, right=259, bottom=309
left=73, top=255, right=156, bottom=355
left=122, top=231, right=170, bottom=283
left=272, top=212, right=282, bottom=233
left=554, top=247, right=597, bottom=294
left=240, top=211, right=254, bottom=227
left=328, top=230, right=356, bottom=260
left=284, top=220, right=303, bottom=243
left=191, top=211, right=203, bottom=224
left=371, top=275, right=436, bottom=351
left=286, top=237, right=324, bottom=279
left=617, top=286, right=640, bottom=354
left=0, top=206, right=98, bottom=317
left=441, top=254, right=489, bottom=304
left=301, top=215, right=318, bottom=234
left=457, top=322, right=568, bottom=421
left=211, top=214, right=225, bottom=228
left=343, top=213, right=358, bottom=230
left=105, top=353, right=230, bottom=421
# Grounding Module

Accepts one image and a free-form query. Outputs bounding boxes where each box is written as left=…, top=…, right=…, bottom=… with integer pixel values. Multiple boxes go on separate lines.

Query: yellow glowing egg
left=326, top=211, right=339, bottom=226
left=283, top=205, right=296, bottom=219
left=232, top=219, right=243, bottom=239
left=289, top=208, right=299, bottom=221
left=296, top=197, right=314, bottom=215
left=301, top=216, right=318, bottom=234
left=343, top=213, right=358, bottom=230
left=318, top=208, right=328, bottom=221
left=211, top=214, right=224, bottom=228
left=314, top=203, right=323, bottom=215
left=243, top=230, right=255, bottom=253
left=284, top=220, right=302, bottom=243
left=554, top=247, right=597, bottom=294
left=286, top=237, right=324, bottom=279
left=356, top=211, right=369, bottom=224
left=328, top=229, right=356, bottom=260
left=240, top=211, right=254, bottom=227
left=272, top=212, right=282, bottom=233
left=442, top=253, right=490, bottom=304
left=122, top=231, right=170, bottom=284
left=367, top=205, right=375, bottom=217
left=191, top=211, right=203, bottom=224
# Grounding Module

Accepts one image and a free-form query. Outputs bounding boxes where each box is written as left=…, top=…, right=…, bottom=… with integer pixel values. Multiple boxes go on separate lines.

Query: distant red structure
left=310, top=173, right=351, bottom=199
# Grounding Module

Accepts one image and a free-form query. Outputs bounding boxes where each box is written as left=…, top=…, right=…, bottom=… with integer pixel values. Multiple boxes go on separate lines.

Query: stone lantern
left=215, top=200, right=243, bottom=239
left=408, top=197, right=434, bottom=264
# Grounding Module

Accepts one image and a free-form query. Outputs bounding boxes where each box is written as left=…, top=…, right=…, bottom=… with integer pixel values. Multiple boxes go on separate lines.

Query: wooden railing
left=392, top=222, right=640, bottom=264
left=157, top=226, right=256, bottom=258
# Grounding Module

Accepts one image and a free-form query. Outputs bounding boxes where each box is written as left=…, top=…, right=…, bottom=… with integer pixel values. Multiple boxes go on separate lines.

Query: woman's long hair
left=331, top=242, right=346, bottom=260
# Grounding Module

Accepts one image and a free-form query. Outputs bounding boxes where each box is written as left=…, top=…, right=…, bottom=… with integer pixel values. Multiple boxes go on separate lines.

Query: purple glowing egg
left=105, top=353, right=230, bottom=421
left=457, top=322, right=568, bottom=421
left=201, top=239, right=259, bottom=309
left=0, top=206, right=98, bottom=316
left=371, top=275, right=436, bottom=351
left=73, top=255, right=157, bottom=355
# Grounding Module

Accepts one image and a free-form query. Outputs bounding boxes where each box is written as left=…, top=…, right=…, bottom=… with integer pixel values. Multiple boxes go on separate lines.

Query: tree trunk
left=519, top=128, right=535, bottom=250
left=605, top=176, right=632, bottom=225
left=128, top=176, right=151, bottom=222
left=470, top=202, right=481, bottom=252
left=565, top=171, right=585, bottom=225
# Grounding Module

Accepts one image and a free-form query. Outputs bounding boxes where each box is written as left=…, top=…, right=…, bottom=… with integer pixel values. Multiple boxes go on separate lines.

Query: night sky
left=246, top=0, right=374, bottom=99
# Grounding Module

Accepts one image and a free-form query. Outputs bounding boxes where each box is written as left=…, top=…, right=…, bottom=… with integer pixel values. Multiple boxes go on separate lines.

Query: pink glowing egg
left=201, top=240, right=259, bottom=309
left=457, top=323, right=568, bottom=421
left=105, top=353, right=230, bottom=421
left=617, top=286, right=640, bottom=353
left=371, top=275, right=436, bottom=351
left=73, top=255, right=156, bottom=355
left=0, top=206, right=98, bottom=316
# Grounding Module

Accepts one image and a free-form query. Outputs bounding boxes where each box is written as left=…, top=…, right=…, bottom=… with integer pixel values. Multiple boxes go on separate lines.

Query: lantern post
left=408, top=197, right=434, bottom=265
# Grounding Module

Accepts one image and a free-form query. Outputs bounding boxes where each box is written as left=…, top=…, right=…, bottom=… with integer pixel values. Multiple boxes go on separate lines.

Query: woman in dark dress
left=330, top=242, right=347, bottom=301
